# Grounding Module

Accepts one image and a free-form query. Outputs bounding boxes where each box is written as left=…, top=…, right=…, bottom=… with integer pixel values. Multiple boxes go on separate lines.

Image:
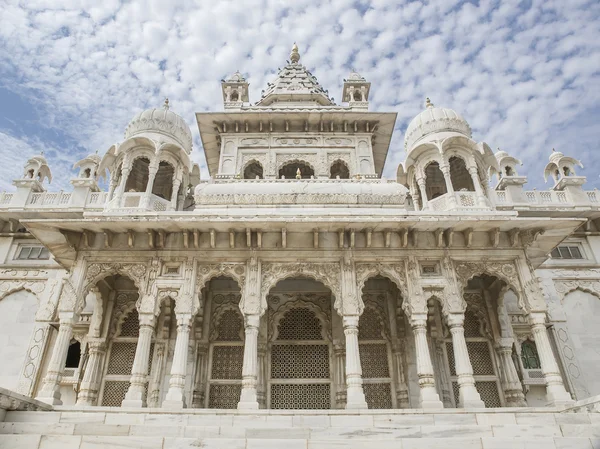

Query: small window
left=521, top=340, right=541, bottom=370
left=550, top=245, right=583, bottom=260
left=65, top=341, right=81, bottom=368
left=15, top=245, right=50, bottom=260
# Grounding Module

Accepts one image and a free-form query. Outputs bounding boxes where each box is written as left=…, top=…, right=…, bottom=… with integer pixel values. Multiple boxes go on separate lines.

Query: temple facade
left=1, top=44, right=600, bottom=418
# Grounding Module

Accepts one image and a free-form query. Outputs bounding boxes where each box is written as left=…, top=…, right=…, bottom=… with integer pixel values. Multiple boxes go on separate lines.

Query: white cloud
left=0, top=0, right=598, bottom=192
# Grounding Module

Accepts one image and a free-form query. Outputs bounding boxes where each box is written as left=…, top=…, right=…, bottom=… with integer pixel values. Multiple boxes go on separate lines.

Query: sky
left=0, top=0, right=599, bottom=192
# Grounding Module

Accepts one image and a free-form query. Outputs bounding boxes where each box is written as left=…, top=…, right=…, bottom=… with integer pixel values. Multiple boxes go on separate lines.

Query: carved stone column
left=333, top=342, right=347, bottom=408
left=113, top=166, right=131, bottom=207
left=36, top=313, right=76, bottom=405
left=143, top=163, right=159, bottom=209
left=410, top=313, right=444, bottom=409
left=416, top=177, right=428, bottom=210
left=447, top=313, right=485, bottom=408
left=170, top=175, right=182, bottom=210
left=528, top=312, right=574, bottom=407
left=76, top=340, right=107, bottom=406
left=440, top=164, right=457, bottom=207
left=191, top=343, right=209, bottom=408
left=468, top=166, right=487, bottom=207
left=257, top=343, right=267, bottom=408
left=122, top=313, right=155, bottom=408
left=163, top=313, right=193, bottom=409
left=391, top=341, right=410, bottom=408
left=343, top=315, right=368, bottom=409
left=238, top=314, right=260, bottom=409
left=495, top=338, right=527, bottom=407
left=148, top=343, right=166, bottom=408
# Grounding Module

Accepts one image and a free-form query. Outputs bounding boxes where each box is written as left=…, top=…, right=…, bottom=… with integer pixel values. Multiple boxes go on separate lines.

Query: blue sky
left=0, top=0, right=599, bottom=192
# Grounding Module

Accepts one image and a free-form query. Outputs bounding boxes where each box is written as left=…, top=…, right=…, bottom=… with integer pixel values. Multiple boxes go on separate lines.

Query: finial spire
left=290, top=43, right=300, bottom=64
left=163, top=97, right=170, bottom=110
left=425, top=97, right=433, bottom=108
left=296, top=167, right=301, bottom=179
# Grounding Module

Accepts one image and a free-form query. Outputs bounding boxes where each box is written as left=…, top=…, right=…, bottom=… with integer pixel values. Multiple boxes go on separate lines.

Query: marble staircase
left=0, top=407, right=599, bottom=449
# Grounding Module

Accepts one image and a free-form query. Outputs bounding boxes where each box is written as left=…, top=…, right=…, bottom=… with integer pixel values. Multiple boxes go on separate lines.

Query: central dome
left=404, top=98, right=472, bottom=152
left=124, top=99, right=193, bottom=154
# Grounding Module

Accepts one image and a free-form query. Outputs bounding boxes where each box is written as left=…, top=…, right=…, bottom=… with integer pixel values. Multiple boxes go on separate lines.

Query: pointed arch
left=269, top=298, right=332, bottom=342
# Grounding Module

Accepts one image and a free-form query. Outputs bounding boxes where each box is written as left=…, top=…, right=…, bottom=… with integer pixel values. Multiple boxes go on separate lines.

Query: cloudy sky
left=0, top=0, right=598, bottom=192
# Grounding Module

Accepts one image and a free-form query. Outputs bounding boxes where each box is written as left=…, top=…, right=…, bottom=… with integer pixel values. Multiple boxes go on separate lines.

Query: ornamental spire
left=290, top=43, right=300, bottom=64
left=425, top=97, right=433, bottom=108
left=163, top=97, right=170, bottom=110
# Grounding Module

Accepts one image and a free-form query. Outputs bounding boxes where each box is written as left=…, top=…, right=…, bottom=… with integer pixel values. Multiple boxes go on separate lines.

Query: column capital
left=342, top=315, right=359, bottom=328
left=87, top=339, right=107, bottom=352
left=58, top=312, right=77, bottom=326
left=446, top=312, right=465, bottom=328
left=409, top=313, right=428, bottom=329
left=244, top=314, right=260, bottom=329
left=528, top=311, right=547, bottom=326
left=138, top=312, right=156, bottom=328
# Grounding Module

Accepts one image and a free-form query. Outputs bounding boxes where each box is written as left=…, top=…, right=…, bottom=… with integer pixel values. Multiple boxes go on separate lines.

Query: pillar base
left=35, top=394, right=62, bottom=406
left=419, top=388, right=444, bottom=409
left=546, top=388, right=575, bottom=408
left=460, top=399, right=485, bottom=408
left=238, top=388, right=259, bottom=410
left=121, top=399, right=145, bottom=408
left=345, top=388, right=368, bottom=409
left=162, top=399, right=185, bottom=410
left=420, top=399, right=444, bottom=409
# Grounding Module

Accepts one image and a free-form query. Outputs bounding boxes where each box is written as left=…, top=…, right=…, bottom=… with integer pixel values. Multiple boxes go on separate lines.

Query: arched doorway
left=204, top=276, right=244, bottom=409
left=449, top=156, right=475, bottom=191
left=265, top=278, right=337, bottom=409
left=244, top=161, right=264, bottom=179
left=330, top=160, right=350, bottom=179
left=424, top=161, right=447, bottom=200
left=279, top=161, right=315, bottom=179
left=360, top=275, right=409, bottom=409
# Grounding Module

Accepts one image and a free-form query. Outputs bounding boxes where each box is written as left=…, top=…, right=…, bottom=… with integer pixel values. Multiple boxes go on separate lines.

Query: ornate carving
left=268, top=298, right=332, bottom=342
left=355, top=262, right=408, bottom=298
left=554, top=279, right=600, bottom=299
left=109, top=293, right=137, bottom=337
left=196, top=263, right=246, bottom=298
left=239, top=153, right=268, bottom=175
left=454, top=260, right=520, bottom=295
left=275, top=153, right=318, bottom=172
left=261, top=262, right=341, bottom=312
left=84, top=263, right=147, bottom=294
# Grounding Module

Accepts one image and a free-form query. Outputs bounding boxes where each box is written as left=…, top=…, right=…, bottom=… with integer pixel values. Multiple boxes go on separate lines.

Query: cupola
left=404, top=98, right=472, bottom=153
left=221, top=71, right=249, bottom=109
left=342, top=70, right=370, bottom=110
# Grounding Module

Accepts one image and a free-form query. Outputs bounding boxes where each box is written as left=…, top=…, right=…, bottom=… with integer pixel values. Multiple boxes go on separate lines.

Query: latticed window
left=100, top=307, right=154, bottom=407
left=269, top=306, right=332, bottom=409
left=208, top=306, right=244, bottom=409
left=445, top=308, right=504, bottom=408
left=276, top=308, right=322, bottom=340
left=521, top=340, right=541, bottom=369
left=358, top=305, right=394, bottom=409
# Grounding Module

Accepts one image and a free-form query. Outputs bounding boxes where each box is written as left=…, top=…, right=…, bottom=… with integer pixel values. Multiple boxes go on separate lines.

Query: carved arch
left=453, top=261, right=525, bottom=310
left=260, top=262, right=340, bottom=312
left=0, top=281, right=44, bottom=303
left=196, top=263, right=246, bottom=299
left=355, top=262, right=408, bottom=300
left=276, top=158, right=316, bottom=172
left=554, top=281, right=600, bottom=303
left=268, top=298, right=332, bottom=342
left=360, top=297, right=391, bottom=341
left=210, top=302, right=244, bottom=341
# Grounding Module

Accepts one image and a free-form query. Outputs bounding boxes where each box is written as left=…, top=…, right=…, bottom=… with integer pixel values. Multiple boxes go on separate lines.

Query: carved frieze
left=260, top=262, right=341, bottom=311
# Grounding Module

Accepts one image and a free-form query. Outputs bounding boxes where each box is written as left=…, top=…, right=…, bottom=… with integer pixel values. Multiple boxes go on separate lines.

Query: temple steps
left=0, top=408, right=598, bottom=449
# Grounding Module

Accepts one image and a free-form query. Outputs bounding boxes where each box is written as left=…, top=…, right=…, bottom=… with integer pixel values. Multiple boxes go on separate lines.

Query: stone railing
left=27, top=191, right=72, bottom=207
left=493, top=189, right=600, bottom=208
left=560, top=394, right=600, bottom=413
left=427, top=191, right=486, bottom=211
left=0, top=387, right=52, bottom=418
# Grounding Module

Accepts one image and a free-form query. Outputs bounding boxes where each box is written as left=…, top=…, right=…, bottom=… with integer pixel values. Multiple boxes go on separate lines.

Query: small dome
left=124, top=99, right=193, bottom=154
left=404, top=98, right=472, bottom=152
left=549, top=148, right=564, bottom=164
left=494, top=149, right=510, bottom=162
left=347, top=71, right=366, bottom=82
left=226, top=71, right=246, bottom=83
